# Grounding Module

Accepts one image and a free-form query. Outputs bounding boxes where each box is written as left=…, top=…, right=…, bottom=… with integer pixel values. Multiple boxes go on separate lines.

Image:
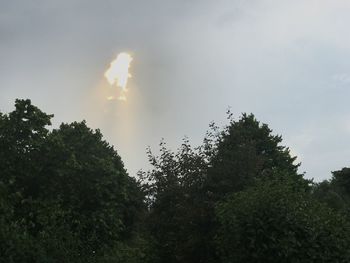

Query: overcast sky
left=2, top=0, right=350, bottom=181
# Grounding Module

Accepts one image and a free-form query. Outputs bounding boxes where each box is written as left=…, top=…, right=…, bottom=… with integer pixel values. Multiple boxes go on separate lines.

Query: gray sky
left=1, top=0, right=350, bottom=181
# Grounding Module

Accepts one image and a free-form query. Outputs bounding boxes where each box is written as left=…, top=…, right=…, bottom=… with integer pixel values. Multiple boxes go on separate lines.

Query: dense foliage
left=206, top=113, right=302, bottom=198
left=216, top=177, right=350, bottom=262
left=0, top=99, right=145, bottom=262
left=2, top=99, right=350, bottom=262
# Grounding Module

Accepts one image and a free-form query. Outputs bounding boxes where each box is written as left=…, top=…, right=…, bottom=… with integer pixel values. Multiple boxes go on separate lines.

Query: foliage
left=313, top=167, right=350, bottom=215
left=312, top=180, right=347, bottom=212
left=139, top=114, right=306, bottom=262
left=206, top=113, right=303, bottom=200
left=3, top=99, right=350, bottom=262
left=216, top=176, right=350, bottom=262
left=0, top=99, right=144, bottom=262
left=139, top=139, right=215, bottom=263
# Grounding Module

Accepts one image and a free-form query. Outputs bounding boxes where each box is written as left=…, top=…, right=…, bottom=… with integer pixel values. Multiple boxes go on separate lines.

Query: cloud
left=2, top=0, right=350, bottom=180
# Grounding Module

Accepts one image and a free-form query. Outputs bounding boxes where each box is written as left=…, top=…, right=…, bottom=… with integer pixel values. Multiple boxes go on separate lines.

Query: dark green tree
left=313, top=167, right=350, bottom=214
left=139, top=139, right=215, bottom=263
left=0, top=99, right=145, bottom=262
left=216, top=176, right=350, bottom=263
left=312, top=180, right=346, bottom=212
left=206, top=113, right=303, bottom=200
left=0, top=99, right=52, bottom=193
left=331, top=168, right=350, bottom=198
left=140, top=113, right=307, bottom=263
left=37, top=121, right=137, bottom=248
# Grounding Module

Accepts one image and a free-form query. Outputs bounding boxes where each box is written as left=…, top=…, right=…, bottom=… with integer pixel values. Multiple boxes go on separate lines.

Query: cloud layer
left=2, top=0, right=350, bottom=180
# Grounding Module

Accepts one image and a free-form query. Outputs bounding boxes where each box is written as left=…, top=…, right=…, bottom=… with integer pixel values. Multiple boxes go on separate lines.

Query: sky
left=1, top=0, right=350, bottom=181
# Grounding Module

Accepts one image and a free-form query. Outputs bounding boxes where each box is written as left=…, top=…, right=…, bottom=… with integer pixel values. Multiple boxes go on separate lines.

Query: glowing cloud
left=104, top=52, right=133, bottom=100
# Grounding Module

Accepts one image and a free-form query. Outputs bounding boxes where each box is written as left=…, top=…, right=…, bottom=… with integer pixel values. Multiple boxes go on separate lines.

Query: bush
left=216, top=177, right=350, bottom=262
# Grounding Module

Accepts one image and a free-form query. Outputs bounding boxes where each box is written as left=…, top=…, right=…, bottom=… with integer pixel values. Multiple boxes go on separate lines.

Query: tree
left=0, top=99, right=145, bottom=262
left=206, top=113, right=303, bottom=200
left=37, top=121, right=135, bottom=248
left=216, top=176, right=350, bottom=263
left=312, top=167, right=350, bottom=217
left=0, top=99, right=52, bottom=193
left=331, top=168, right=350, bottom=199
left=139, top=139, right=216, bottom=263
left=312, top=180, right=346, bottom=212
left=140, top=113, right=307, bottom=263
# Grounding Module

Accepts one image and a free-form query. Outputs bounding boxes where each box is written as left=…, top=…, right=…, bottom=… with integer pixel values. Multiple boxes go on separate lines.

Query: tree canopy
left=2, top=99, right=350, bottom=262
left=0, top=99, right=144, bottom=262
left=216, top=177, right=350, bottom=262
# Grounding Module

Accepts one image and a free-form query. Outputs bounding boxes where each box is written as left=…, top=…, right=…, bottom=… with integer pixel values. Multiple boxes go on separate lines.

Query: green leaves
left=216, top=177, right=350, bottom=262
left=3, top=99, right=350, bottom=263
left=0, top=99, right=144, bottom=262
left=207, top=113, right=302, bottom=199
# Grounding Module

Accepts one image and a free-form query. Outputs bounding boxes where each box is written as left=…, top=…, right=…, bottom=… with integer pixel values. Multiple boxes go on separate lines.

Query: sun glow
left=104, top=52, right=133, bottom=101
